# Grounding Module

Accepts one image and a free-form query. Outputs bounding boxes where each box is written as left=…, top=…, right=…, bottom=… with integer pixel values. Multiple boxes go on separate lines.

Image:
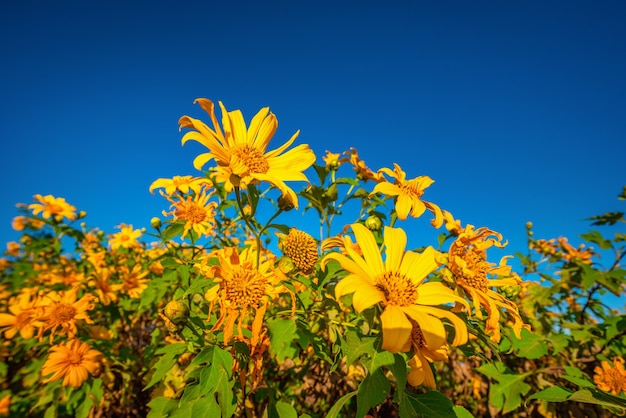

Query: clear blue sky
left=1, top=1, right=625, bottom=270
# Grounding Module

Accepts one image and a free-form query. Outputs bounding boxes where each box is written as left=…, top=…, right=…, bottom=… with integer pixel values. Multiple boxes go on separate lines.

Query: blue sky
left=1, top=1, right=625, bottom=271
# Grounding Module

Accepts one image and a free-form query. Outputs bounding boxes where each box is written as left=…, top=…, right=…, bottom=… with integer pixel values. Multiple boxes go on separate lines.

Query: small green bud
left=151, top=217, right=162, bottom=229
left=163, top=300, right=190, bottom=325
left=78, top=211, right=87, bottom=219
left=365, top=215, right=382, bottom=231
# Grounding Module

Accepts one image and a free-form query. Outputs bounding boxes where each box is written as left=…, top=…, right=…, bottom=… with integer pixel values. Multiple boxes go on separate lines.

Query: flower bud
left=365, top=215, right=382, bottom=231
left=151, top=217, right=162, bottom=230
left=163, top=300, right=190, bottom=325
left=78, top=211, right=87, bottom=219
left=278, top=195, right=295, bottom=212
left=242, top=205, right=253, bottom=217
left=525, top=222, right=533, bottom=230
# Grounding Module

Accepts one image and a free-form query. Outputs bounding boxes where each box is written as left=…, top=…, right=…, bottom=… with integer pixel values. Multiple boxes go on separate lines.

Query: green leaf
left=476, top=362, right=531, bottom=414
left=452, top=405, right=475, bottom=418
left=404, top=391, right=457, bottom=418
left=162, top=222, right=186, bottom=241
left=510, top=328, right=549, bottom=359
left=579, top=230, right=613, bottom=250
left=270, top=401, right=298, bottom=418
left=144, top=344, right=188, bottom=390
left=356, top=368, right=390, bottom=418
left=147, top=397, right=179, bottom=417
left=267, top=318, right=299, bottom=362
left=527, top=386, right=574, bottom=402
left=326, top=391, right=357, bottom=418
left=528, top=386, right=626, bottom=415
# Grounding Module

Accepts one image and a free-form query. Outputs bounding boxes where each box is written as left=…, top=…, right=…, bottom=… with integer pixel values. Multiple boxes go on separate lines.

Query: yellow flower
left=28, top=194, right=77, bottom=222
left=278, top=228, right=319, bottom=274
left=370, top=163, right=443, bottom=227
left=42, top=339, right=103, bottom=388
left=445, top=224, right=528, bottom=343
left=118, top=264, right=149, bottom=299
left=36, top=287, right=97, bottom=343
left=406, top=319, right=449, bottom=388
left=0, top=394, right=9, bottom=416
left=203, top=246, right=289, bottom=346
left=149, top=175, right=213, bottom=195
left=161, top=186, right=218, bottom=239
left=322, top=223, right=468, bottom=354
left=108, top=224, right=142, bottom=251
left=0, top=293, right=41, bottom=339
left=442, top=210, right=462, bottom=236
left=180, top=98, right=316, bottom=208
left=322, top=150, right=342, bottom=170
left=594, top=357, right=626, bottom=395
left=341, top=147, right=383, bottom=182
left=87, top=267, right=122, bottom=306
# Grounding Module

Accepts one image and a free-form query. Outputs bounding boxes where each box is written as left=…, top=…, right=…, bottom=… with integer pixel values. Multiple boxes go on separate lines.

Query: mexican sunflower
left=28, top=194, right=77, bottom=222
left=108, top=224, right=142, bottom=251
left=36, top=287, right=97, bottom=343
left=161, top=186, right=218, bottom=239
left=321, top=223, right=468, bottom=354
left=41, top=339, right=103, bottom=388
left=594, top=357, right=626, bottom=395
left=179, top=98, right=316, bottom=208
left=445, top=224, right=529, bottom=343
left=203, top=246, right=292, bottom=347
left=149, top=175, right=212, bottom=196
left=406, top=319, right=449, bottom=388
left=370, top=163, right=443, bottom=227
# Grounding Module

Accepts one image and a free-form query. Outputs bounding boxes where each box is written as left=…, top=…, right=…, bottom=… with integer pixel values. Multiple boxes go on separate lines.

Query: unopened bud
left=242, top=205, right=253, bottom=217
left=78, top=211, right=87, bottom=219
left=525, top=222, right=533, bottom=230
left=365, top=215, right=382, bottom=231
left=150, top=217, right=162, bottom=229
left=278, top=195, right=295, bottom=212
left=163, top=300, right=190, bottom=325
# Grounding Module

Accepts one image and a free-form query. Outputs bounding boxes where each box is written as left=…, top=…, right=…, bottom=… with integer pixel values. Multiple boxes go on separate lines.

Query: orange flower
left=149, top=175, right=213, bottom=196
left=341, top=147, right=383, bottom=182
left=88, top=267, right=122, bottom=305
left=42, top=339, right=103, bottom=388
left=161, top=186, right=218, bottom=239
left=0, top=293, right=41, bottom=339
left=36, top=287, right=97, bottom=343
left=594, top=357, right=626, bottom=395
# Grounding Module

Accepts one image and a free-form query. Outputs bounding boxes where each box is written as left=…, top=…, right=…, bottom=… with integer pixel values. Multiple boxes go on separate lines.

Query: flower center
left=67, top=350, right=83, bottom=365
left=375, top=271, right=418, bottom=306
left=224, top=267, right=268, bottom=308
left=400, top=183, right=424, bottom=199
left=176, top=202, right=207, bottom=224
left=282, top=230, right=318, bottom=273
left=51, top=303, right=77, bottom=324
left=231, top=145, right=270, bottom=174
left=451, top=247, right=489, bottom=293
left=48, top=204, right=64, bottom=214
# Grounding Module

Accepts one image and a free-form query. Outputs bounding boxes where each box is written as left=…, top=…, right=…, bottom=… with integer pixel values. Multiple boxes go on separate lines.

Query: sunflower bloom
left=118, top=264, right=149, bottom=299
left=87, top=267, right=122, bottom=305
left=370, top=164, right=443, bottom=227
left=28, top=194, right=77, bottom=222
left=0, top=293, right=41, bottom=339
left=149, top=175, right=213, bottom=196
left=322, top=150, right=342, bottom=170
left=341, top=147, right=383, bottom=182
left=36, top=288, right=97, bottom=343
left=179, top=98, right=316, bottom=208
left=203, top=246, right=289, bottom=346
left=322, top=223, right=468, bottom=354
left=108, top=224, right=142, bottom=251
left=42, top=339, right=103, bottom=388
left=278, top=228, right=319, bottom=274
left=161, top=187, right=218, bottom=239
left=594, top=357, right=626, bottom=395
left=445, top=224, right=528, bottom=342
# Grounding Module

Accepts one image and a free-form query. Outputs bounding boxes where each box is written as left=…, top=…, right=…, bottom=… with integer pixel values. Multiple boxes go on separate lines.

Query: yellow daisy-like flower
left=442, top=210, right=462, bottom=236
left=322, top=150, right=342, bottom=170
left=36, top=287, right=97, bottom=343
left=203, top=246, right=289, bottom=346
left=594, top=357, right=626, bottom=395
left=162, top=186, right=218, bottom=239
left=370, top=163, right=443, bottom=227
left=41, top=339, right=103, bottom=388
left=445, top=224, right=528, bottom=343
left=87, top=267, right=122, bottom=306
left=28, top=194, right=77, bottom=222
left=406, top=320, right=449, bottom=389
left=278, top=228, right=319, bottom=274
left=179, top=98, right=316, bottom=208
left=108, top=224, right=142, bottom=251
left=321, top=223, right=468, bottom=354
left=0, top=293, right=41, bottom=339
left=118, top=264, right=149, bottom=299
left=149, top=175, right=213, bottom=196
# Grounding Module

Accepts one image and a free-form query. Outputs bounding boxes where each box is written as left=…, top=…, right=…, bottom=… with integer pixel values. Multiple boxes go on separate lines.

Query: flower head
left=594, top=357, right=626, bottom=395
left=370, top=163, right=443, bottom=227
left=322, top=223, right=468, bottom=354
left=180, top=98, right=316, bottom=208
left=161, top=186, right=218, bottom=239
left=0, top=292, right=41, bottom=339
left=28, top=194, right=77, bottom=222
left=445, top=224, right=528, bottom=342
left=342, top=148, right=383, bottom=182
left=36, top=287, right=97, bottom=343
left=322, top=150, right=342, bottom=170
left=278, top=228, right=319, bottom=274
left=149, top=175, right=213, bottom=196
left=108, top=224, right=142, bottom=251
left=42, top=339, right=103, bottom=388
